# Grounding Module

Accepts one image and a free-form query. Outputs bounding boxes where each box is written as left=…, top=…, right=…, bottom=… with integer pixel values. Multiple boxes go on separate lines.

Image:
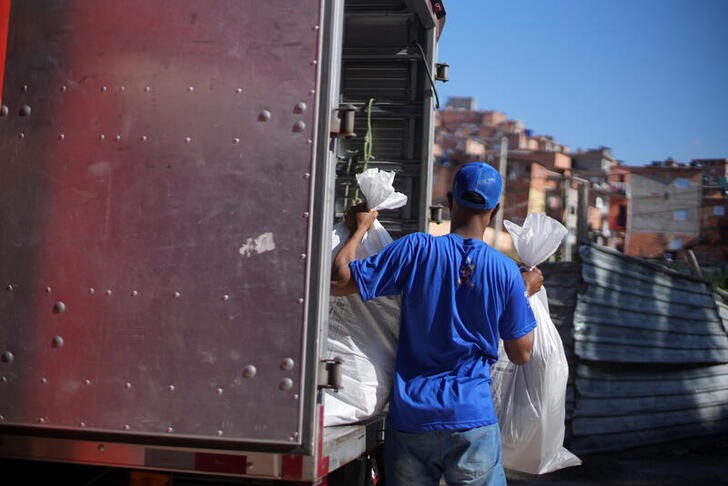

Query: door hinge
left=318, top=357, right=343, bottom=391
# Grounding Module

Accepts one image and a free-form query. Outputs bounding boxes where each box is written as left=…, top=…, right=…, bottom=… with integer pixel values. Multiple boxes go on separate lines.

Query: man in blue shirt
left=331, top=162, right=541, bottom=485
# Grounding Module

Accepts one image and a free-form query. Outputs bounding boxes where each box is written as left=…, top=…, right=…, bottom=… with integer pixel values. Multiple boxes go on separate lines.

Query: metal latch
left=318, top=357, right=343, bottom=391
left=329, top=105, right=357, bottom=139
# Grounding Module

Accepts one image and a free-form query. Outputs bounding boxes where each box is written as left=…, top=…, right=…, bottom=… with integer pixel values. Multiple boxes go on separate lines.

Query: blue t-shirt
left=349, top=232, right=536, bottom=433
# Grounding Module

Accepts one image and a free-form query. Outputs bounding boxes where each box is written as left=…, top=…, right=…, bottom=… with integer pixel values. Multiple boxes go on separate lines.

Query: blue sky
left=436, top=0, right=728, bottom=166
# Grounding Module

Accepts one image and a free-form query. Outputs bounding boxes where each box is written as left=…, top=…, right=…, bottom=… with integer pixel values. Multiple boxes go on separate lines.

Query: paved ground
left=506, top=434, right=728, bottom=486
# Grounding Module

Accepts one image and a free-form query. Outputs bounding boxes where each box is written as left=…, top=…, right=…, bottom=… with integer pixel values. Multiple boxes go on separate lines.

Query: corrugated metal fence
left=541, top=244, right=728, bottom=454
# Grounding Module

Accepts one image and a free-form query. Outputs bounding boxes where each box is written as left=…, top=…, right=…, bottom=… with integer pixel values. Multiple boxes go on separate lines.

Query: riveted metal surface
left=0, top=0, right=323, bottom=446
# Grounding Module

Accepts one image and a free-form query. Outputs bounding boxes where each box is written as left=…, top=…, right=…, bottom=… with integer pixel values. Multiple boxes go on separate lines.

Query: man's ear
left=446, top=192, right=453, bottom=210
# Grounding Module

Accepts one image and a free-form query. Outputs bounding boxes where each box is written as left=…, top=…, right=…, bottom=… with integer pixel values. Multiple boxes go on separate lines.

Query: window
left=673, top=209, right=688, bottom=221
left=674, top=177, right=691, bottom=189
left=714, top=206, right=726, bottom=216
left=616, top=205, right=627, bottom=228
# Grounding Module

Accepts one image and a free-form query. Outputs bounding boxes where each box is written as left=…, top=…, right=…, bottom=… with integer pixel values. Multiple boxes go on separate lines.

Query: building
left=693, top=158, right=728, bottom=264
left=624, top=160, right=703, bottom=258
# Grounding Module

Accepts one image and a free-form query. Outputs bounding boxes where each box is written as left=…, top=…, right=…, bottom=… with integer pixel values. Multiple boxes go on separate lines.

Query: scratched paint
left=239, top=232, right=275, bottom=257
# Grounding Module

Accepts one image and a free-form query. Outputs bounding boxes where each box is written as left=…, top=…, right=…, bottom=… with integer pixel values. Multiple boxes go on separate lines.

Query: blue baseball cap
left=452, top=162, right=502, bottom=211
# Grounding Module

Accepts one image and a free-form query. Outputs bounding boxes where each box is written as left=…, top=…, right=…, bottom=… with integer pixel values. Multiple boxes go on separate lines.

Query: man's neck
left=451, top=221, right=488, bottom=241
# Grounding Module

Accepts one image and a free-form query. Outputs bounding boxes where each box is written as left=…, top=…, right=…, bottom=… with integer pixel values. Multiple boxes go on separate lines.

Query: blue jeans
left=384, top=423, right=506, bottom=486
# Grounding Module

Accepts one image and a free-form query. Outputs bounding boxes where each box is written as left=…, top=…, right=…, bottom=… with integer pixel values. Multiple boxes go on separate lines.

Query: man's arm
left=330, top=206, right=378, bottom=296
left=503, top=331, right=534, bottom=365
left=501, top=267, right=542, bottom=365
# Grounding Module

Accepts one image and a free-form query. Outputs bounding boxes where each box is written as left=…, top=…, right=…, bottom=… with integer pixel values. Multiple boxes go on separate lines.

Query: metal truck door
left=0, top=0, right=331, bottom=451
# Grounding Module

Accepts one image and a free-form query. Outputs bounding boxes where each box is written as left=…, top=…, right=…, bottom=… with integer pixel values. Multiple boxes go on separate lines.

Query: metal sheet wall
left=543, top=244, right=728, bottom=454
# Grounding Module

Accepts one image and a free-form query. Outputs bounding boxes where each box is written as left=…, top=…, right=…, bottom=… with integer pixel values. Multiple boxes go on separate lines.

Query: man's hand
left=345, top=203, right=379, bottom=235
left=521, top=266, right=544, bottom=296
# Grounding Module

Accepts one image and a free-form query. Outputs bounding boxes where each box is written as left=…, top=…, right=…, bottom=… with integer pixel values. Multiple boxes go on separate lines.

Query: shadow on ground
left=506, top=434, right=728, bottom=486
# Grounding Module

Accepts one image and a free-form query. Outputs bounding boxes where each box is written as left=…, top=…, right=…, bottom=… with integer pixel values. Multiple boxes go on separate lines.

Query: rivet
left=302, top=212, right=310, bottom=219
left=173, top=291, right=181, bottom=298
left=232, top=137, right=240, bottom=144
left=131, top=290, right=139, bottom=296
left=306, top=139, right=313, bottom=145
left=114, top=135, right=121, bottom=141
left=0, top=376, right=6, bottom=383
left=247, top=462, right=254, bottom=470
left=293, top=431, right=299, bottom=438
left=216, top=387, right=224, bottom=395
left=0, top=105, right=7, bottom=116
left=0, top=415, right=4, bottom=421
left=144, top=86, right=151, bottom=92
left=222, top=294, right=230, bottom=302
left=84, top=379, right=92, bottom=385
left=293, top=394, right=300, bottom=400
left=294, top=102, right=307, bottom=114
left=168, top=385, right=175, bottom=392
left=18, top=132, right=25, bottom=139
left=40, top=377, right=48, bottom=384
left=51, top=336, right=64, bottom=348
left=292, top=121, right=306, bottom=133
left=303, top=173, right=311, bottom=179
left=60, top=85, right=67, bottom=93
left=6, top=284, right=13, bottom=291
left=53, top=301, right=67, bottom=313
left=279, top=378, right=294, bottom=391
left=88, top=288, right=96, bottom=295
left=289, top=435, right=296, bottom=441
left=313, top=25, right=320, bottom=31
left=1, top=351, right=13, bottom=363
left=217, top=430, right=224, bottom=436
left=18, top=105, right=31, bottom=117
left=236, top=88, right=243, bottom=94
left=187, top=86, right=194, bottom=92
left=99, top=134, right=105, bottom=140
left=167, top=426, right=174, bottom=433
left=58, top=133, right=65, bottom=141
left=21, top=84, right=28, bottom=92
left=80, top=421, right=86, bottom=427
left=311, top=60, right=318, bottom=65
left=123, top=424, right=130, bottom=431
left=98, top=444, right=105, bottom=452
left=120, top=86, right=126, bottom=92
left=105, top=289, right=112, bottom=296
left=125, top=382, right=132, bottom=389
left=140, top=135, right=148, bottom=142
left=46, top=287, right=52, bottom=293
left=242, top=365, right=257, bottom=378
left=101, top=86, right=108, bottom=92
left=297, top=298, right=304, bottom=304
left=309, top=89, right=316, bottom=95
left=38, top=417, right=46, bottom=424
left=281, top=358, right=295, bottom=371
left=184, top=136, right=192, bottom=143
left=258, top=110, right=271, bottom=122
left=300, top=253, right=307, bottom=260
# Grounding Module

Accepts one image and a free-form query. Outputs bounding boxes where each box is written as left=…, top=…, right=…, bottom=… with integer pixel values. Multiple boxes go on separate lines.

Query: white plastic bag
left=355, top=168, right=408, bottom=211
left=324, top=169, right=406, bottom=426
left=491, top=213, right=581, bottom=474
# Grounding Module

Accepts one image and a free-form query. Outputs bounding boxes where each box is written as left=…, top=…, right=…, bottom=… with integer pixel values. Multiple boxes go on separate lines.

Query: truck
left=0, top=0, right=446, bottom=483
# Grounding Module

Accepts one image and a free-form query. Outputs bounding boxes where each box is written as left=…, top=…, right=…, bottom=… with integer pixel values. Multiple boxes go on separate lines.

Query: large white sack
left=323, top=169, right=405, bottom=426
left=491, top=213, right=581, bottom=474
